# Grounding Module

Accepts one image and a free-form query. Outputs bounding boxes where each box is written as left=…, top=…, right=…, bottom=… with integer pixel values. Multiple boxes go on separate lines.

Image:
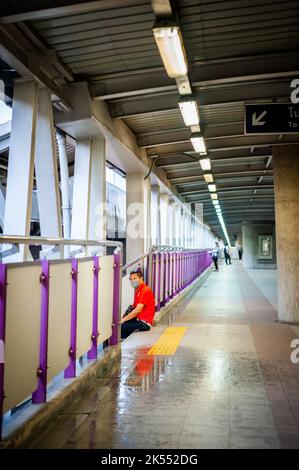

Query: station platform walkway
left=27, top=262, right=299, bottom=449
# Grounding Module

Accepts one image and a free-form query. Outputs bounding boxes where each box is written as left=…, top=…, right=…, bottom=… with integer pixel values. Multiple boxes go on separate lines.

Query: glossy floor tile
left=27, top=262, right=299, bottom=449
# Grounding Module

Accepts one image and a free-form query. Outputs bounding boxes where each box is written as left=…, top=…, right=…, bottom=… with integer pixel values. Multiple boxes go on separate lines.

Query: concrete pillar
left=35, top=88, right=62, bottom=258
left=71, top=138, right=92, bottom=245
left=273, top=144, right=299, bottom=323
left=242, top=222, right=256, bottom=269
left=3, top=79, right=37, bottom=261
left=172, top=202, right=180, bottom=246
left=160, top=193, right=170, bottom=245
left=144, top=177, right=152, bottom=252
left=242, top=221, right=276, bottom=270
left=126, top=172, right=146, bottom=262
left=88, top=139, right=106, bottom=244
left=71, top=138, right=106, bottom=256
left=151, top=185, right=161, bottom=245
left=57, top=132, right=71, bottom=244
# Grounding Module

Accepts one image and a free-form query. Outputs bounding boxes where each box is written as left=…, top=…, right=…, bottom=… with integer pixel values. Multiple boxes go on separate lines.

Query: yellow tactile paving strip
left=147, top=326, right=187, bottom=355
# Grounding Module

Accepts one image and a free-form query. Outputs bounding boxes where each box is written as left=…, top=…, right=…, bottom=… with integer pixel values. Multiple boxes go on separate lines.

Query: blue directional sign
left=245, top=103, right=299, bottom=134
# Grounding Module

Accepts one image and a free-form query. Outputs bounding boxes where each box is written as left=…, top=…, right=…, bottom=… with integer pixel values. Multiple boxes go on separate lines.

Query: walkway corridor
left=28, top=263, right=299, bottom=449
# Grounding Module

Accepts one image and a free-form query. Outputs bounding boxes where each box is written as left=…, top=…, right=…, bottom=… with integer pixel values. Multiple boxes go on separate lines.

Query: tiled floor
left=27, top=262, right=299, bottom=449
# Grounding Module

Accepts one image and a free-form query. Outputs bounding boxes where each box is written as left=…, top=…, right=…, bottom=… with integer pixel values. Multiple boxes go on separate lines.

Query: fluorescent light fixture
left=211, top=193, right=218, bottom=200
left=199, top=158, right=211, bottom=171
left=190, top=132, right=207, bottom=154
left=203, top=173, right=214, bottom=183
left=178, top=96, right=199, bottom=126
left=208, top=184, right=216, bottom=192
left=153, top=23, right=188, bottom=78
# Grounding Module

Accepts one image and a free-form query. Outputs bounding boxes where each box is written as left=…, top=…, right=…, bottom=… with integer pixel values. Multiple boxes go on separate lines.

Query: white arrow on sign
left=252, top=110, right=267, bottom=126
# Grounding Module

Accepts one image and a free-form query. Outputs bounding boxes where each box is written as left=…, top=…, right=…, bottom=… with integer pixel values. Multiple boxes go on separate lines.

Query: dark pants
left=238, top=251, right=242, bottom=260
left=121, top=319, right=150, bottom=339
left=212, top=256, right=218, bottom=270
left=225, top=255, right=232, bottom=265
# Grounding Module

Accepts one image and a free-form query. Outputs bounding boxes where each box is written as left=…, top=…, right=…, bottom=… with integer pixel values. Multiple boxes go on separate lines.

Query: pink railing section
left=149, top=249, right=212, bottom=312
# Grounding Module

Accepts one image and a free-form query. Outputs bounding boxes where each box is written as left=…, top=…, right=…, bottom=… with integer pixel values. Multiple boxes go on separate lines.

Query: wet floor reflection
left=124, top=347, right=167, bottom=392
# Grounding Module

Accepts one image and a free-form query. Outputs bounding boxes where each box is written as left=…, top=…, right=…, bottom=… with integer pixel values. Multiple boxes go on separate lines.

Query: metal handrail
left=0, top=235, right=123, bottom=257
left=122, top=252, right=148, bottom=272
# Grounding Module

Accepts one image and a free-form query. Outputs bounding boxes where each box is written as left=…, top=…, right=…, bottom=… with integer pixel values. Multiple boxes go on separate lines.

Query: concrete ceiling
left=1, top=0, right=299, bottom=239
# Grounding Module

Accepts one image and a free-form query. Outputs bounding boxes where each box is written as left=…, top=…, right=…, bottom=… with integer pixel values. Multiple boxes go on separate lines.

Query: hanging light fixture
left=203, top=173, right=214, bottom=183
left=178, top=96, right=199, bottom=126
left=190, top=132, right=207, bottom=154
left=153, top=22, right=188, bottom=78
left=208, top=184, right=216, bottom=193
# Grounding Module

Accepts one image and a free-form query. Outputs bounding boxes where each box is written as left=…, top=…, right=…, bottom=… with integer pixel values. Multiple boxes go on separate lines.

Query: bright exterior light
left=178, top=96, right=199, bottom=126
left=212, top=200, right=220, bottom=206
left=203, top=173, right=214, bottom=183
left=153, top=24, right=188, bottom=78
left=211, top=193, right=218, bottom=200
left=190, top=132, right=207, bottom=154
left=199, top=158, right=211, bottom=171
left=208, top=184, right=216, bottom=192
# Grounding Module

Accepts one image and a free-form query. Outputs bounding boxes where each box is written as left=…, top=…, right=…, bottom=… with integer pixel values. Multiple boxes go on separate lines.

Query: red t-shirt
left=133, top=282, right=155, bottom=325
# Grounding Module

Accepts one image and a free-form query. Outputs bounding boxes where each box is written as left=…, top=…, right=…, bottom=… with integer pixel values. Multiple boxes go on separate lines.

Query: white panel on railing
left=98, top=255, right=114, bottom=343
left=76, top=259, right=93, bottom=358
left=47, top=262, right=72, bottom=382
left=122, top=273, right=133, bottom=313
left=4, top=264, right=41, bottom=412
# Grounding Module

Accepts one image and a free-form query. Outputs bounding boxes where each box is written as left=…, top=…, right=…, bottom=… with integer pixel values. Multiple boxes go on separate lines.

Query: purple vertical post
left=174, top=252, right=178, bottom=295
left=110, top=253, right=121, bottom=346
left=161, top=253, right=166, bottom=307
left=166, top=252, right=170, bottom=303
left=64, top=258, right=78, bottom=378
left=32, top=260, right=50, bottom=404
left=88, top=256, right=100, bottom=360
left=0, top=263, right=7, bottom=440
left=169, top=253, right=173, bottom=300
left=152, top=253, right=157, bottom=306
left=145, top=254, right=149, bottom=285
left=156, top=252, right=162, bottom=311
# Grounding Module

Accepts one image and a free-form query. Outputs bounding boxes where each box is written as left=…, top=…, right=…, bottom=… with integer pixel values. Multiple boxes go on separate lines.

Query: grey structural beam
left=0, top=23, right=73, bottom=110
left=92, top=52, right=299, bottom=100
left=0, top=0, right=142, bottom=23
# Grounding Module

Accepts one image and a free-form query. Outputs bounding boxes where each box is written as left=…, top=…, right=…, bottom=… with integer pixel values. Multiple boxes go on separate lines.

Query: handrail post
left=32, top=259, right=50, bottom=403
left=156, top=252, right=162, bottom=312
left=88, top=256, right=100, bottom=359
left=0, top=263, right=7, bottom=440
left=110, top=252, right=121, bottom=346
left=64, top=258, right=78, bottom=378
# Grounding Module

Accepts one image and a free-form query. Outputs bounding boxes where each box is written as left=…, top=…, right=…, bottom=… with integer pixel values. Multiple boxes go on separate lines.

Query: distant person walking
left=238, top=246, right=243, bottom=261
left=224, top=243, right=232, bottom=265
left=210, top=242, right=220, bottom=271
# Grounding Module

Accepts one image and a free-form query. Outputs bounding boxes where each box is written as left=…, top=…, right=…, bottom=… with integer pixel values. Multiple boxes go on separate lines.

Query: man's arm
left=121, top=303, right=144, bottom=323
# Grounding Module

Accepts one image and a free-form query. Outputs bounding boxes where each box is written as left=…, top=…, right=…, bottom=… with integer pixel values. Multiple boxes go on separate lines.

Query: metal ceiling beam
left=109, top=80, right=291, bottom=118
left=0, top=0, right=142, bottom=23
left=169, top=169, right=273, bottom=184
left=92, top=52, right=299, bottom=100
left=143, top=131, right=299, bottom=150
left=180, top=184, right=274, bottom=196
left=156, top=152, right=273, bottom=167
left=0, top=23, right=73, bottom=109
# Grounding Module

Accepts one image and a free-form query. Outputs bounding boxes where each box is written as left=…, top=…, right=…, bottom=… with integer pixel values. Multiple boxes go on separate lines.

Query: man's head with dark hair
left=129, top=269, right=143, bottom=279
left=129, top=269, right=144, bottom=289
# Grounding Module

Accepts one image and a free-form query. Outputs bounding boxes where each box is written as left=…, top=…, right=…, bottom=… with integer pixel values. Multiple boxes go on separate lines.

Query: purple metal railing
left=0, top=252, right=122, bottom=440
left=149, top=248, right=211, bottom=312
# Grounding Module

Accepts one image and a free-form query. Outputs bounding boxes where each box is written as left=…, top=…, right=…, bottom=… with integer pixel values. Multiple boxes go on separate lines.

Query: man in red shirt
left=121, top=270, right=155, bottom=339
